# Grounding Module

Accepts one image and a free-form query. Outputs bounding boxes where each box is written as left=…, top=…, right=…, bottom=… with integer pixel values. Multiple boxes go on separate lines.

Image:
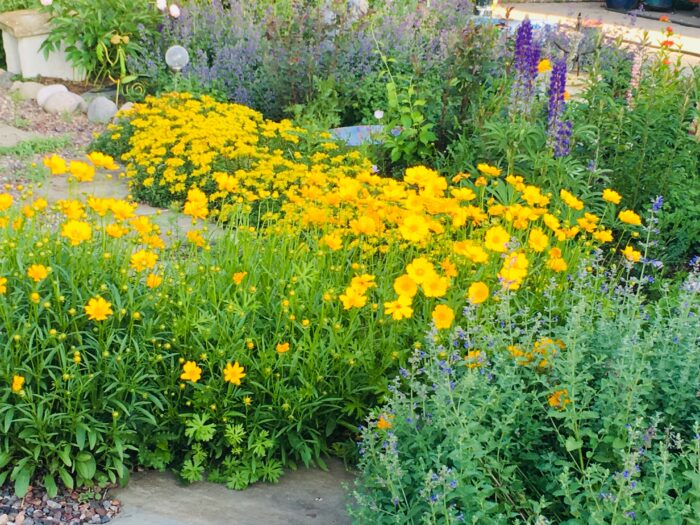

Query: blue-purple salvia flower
left=547, top=58, right=572, bottom=158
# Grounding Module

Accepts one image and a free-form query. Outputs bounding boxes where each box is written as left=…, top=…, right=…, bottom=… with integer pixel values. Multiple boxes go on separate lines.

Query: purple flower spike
left=547, top=58, right=572, bottom=158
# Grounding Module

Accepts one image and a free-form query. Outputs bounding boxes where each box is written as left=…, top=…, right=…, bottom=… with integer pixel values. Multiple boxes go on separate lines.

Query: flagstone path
left=111, top=459, right=354, bottom=525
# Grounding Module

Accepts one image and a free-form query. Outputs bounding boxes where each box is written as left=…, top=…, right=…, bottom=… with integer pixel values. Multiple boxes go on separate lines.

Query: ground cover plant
left=351, top=249, right=700, bottom=523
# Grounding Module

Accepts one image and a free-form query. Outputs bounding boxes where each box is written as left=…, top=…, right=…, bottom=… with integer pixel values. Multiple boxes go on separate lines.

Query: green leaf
left=565, top=437, right=583, bottom=452
left=76, top=452, right=97, bottom=480
left=76, top=425, right=86, bottom=450
left=44, top=474, right=58, bottom=498
left=13, top=466, right=32, bottom=498
left=3, top=408, right=13, bottom=433
left=0, top=451, right=11, bottom=469
left=58, top=445, right=73, bottom=467
left=59, top=467, right=74, bottom=490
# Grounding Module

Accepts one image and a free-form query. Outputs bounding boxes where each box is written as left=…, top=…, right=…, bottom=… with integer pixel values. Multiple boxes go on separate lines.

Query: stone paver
left=111, top=459, right=355, bottom=525
left=0, top=122, right=39, bottom=148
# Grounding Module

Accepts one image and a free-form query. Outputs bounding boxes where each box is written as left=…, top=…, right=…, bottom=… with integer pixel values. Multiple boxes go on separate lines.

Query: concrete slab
left=38, top=172, right=130, bottom=202
left=0, top=122, right=38, bottom=148
left=112, top=459, right=354, bottom=525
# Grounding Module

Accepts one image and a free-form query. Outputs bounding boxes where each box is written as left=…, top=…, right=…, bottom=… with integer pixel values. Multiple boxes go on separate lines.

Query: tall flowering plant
left=547, top=59, right=572, bottom=158
left=510, top=19, right=541, bottom=116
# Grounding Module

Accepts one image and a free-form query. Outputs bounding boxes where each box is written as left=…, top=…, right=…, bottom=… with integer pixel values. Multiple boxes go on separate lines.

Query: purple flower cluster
left=547, top=59, right=572, bottom=158
left=129, top=0, right=475, bottom=121
left=510, top=19, right=541, bottom=115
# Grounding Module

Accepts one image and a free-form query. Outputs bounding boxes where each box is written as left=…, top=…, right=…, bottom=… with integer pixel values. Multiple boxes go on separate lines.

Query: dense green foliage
left=352, top=254, right=700, bottom=523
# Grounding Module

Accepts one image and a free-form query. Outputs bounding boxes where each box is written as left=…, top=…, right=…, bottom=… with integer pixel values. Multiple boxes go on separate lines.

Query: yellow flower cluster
left=109, top=93, right=366, bottom=210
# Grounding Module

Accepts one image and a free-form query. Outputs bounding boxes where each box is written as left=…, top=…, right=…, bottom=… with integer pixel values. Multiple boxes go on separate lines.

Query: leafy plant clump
left=351, top=253, right=700, bottom=524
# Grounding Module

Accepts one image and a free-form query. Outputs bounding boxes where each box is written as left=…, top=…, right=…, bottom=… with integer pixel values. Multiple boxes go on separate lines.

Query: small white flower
left=156, top=0, right=167, bottom=10
left=374, top=110, right=384, bottom=120
left=40, top=0, right=53, bottom=6
left=169, top=3, right=181, bottom=18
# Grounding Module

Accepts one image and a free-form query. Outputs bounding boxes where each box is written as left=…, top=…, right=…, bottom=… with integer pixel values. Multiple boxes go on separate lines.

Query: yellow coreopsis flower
left=11, top=374, right=25, bottom=393
left=180, top=361, right=202, bottom=383
left=384, top=295, right=413, bottom=321
left=61, top=220, right=92, bottom=246
left=68, top=160, right=95, bottom=182
left=393, top=274, right=418, bottom=298
left=84, top=297, right=113, bottom=321
left=548, top=389, right=571, bottom=409
left=560, top=189, right=584, bottom=211
left=399, top=214, right=430, bottom=243
left=223, top=361, right=246, bottom=386
left=130, top=250, right=158, bottom=272
left=145, top=273, right=163, bottom=289
left=468, top=281, right=489, bottom=304
left=232, top=272, right=247, bottom=285
left=537, top=58, right=552, bottom=73
left=621, top=245, right=642, bottom=262
left=484, top=225, right=511, bottom=253
left=339, top=286, right=367, bottom=310
left=0, top=277, right=6, bottom=295
left=422, top=274, right=449, bottom=298
left=527, top=228, right=549, bottom=253
left=27, top=264, right=50, bottom=283
left=43, top=154, right=67, bottom=175
left=405, top=257, right=436, bottom=285
left=0, top=193, right=13, bottom=212
left=276, top=342, right=290, bottom=354
left=476, top=163, right=502, bottom=177
left=618, top=210, right=642, bottom=226
left=432, top=304, right=455, bottom=330
left=602, top=189, right=622, bottom=205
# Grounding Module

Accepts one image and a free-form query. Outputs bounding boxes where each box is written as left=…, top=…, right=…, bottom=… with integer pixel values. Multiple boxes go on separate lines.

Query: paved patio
left=498, top=2, right=700, bottom=65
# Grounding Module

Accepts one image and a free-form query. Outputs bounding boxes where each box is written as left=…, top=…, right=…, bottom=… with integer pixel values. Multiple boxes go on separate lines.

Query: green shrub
left=351, top=255, right=700, bottom=523
left=39, top=0, right=162, bottom=82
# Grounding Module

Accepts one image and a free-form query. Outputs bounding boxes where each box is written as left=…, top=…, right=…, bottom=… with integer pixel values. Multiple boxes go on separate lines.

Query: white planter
left=0, top=9, right=84, bottom=81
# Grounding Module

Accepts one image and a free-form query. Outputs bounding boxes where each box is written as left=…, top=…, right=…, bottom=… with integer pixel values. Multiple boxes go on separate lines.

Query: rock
left=45, top=500, right=61, bottom=510
left=14, top=511, right=25, bottom=525
left=36, top=84, right=68, bottom=107
left=79, top=98, right=89, bottom=113
left=87, top=96, right=118, bottom=124
left=0, top=513, right=8, bottom=525
left=11, top=80, right=44, bottom=100
left=118, top=102, right=134, bottom=113
left=43, top=92, right=84, bottom=114
left=0, top=69, right=12, bottom=88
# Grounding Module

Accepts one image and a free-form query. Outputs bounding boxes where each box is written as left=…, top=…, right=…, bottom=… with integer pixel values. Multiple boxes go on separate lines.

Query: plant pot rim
left=0, top=8, right=51, bottom=39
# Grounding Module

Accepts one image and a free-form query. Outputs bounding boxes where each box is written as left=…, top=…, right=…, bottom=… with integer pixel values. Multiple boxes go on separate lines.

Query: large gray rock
left=87, top=96, right=118, bottom=123
left=36, top=83, right=68, bottom=107
left=10, top=80, right=44, bottom=100
left=43, top=92, right=84, bottom=114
